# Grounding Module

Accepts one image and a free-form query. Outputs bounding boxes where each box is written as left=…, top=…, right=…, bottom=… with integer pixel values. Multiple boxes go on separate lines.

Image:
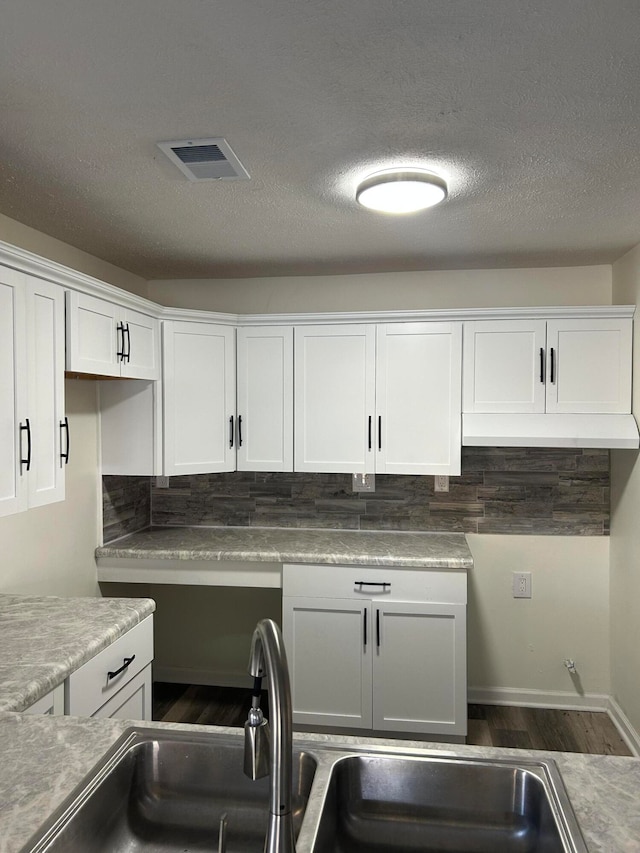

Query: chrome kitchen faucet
left=244, top=618, right=296, bottom=853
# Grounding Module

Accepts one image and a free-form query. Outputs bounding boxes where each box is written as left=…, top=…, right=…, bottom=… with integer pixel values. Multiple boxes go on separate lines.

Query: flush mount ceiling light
left=356, top=169, right=447, bottom=214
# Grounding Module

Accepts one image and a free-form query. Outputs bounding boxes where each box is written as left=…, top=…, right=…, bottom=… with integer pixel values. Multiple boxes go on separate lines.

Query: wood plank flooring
left=153, top=682, right=631, bottom=756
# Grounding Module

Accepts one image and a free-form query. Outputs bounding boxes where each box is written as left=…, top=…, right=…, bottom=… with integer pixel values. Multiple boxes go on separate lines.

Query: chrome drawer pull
left=107, top=654, right=136, bottom=681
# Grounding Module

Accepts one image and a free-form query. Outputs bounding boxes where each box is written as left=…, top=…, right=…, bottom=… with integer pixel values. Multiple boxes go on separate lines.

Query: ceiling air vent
left=157, top=138, right=250, bottom=181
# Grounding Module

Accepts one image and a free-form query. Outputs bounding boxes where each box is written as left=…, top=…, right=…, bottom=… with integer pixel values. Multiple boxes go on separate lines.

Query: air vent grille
left=157, top=138, right=250, bottom=181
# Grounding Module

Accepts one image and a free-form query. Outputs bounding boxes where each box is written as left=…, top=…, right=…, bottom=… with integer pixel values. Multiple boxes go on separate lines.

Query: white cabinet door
left=236, top=326, right=293, bottom=472
left=120, top=308, right=160, bottom=380
left=26, top=279, right=66, bottom=507
left=0, top=268, right=27, bottom=517
left=0, top=268, right=65, bottom=517
left=546, top=319, right=632, bottom=413
left=294, top=325, right=376, bottom=473
left=463, top=320, right=547, bottom=413
left=283, top=596, right=372, bottom=729
left=376, top=323, right=462, bottom=475
left=66, top=291, right=121, bottom=376
left=66, top=292, right=160, bottom=379
left=373, top=602, right=467, bottom=736
left=163, top=321, right=236, bottom=475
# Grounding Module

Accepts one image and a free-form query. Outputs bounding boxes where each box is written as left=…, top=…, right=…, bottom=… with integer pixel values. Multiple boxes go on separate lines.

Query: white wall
left=149, top=265, right=612, bottom=314
left=611, top=243, right=640, bottom=735
left=0, top=380, right=101, bottom=596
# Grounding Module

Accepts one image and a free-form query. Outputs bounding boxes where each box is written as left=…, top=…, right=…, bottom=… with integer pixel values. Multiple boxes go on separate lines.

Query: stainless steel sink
left=24, top=728, right=317, bottom=852
left=22, top=730, right=588, bottom=853
left=309, top=753, right=587, bottom=853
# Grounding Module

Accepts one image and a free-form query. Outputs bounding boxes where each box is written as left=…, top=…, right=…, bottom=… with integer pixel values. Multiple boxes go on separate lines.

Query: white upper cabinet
left=376, top=323, right=462, bottom=475
left=0, top=267, right=66, bottom=518
left=26, top=278, right=67, bottom=507
left=294, top=325, right=376, bottom=474
left=66, top=291, right=160, bottom=380
left=545, top=319, right=632, bottom=414
left=163, top=321, right=236, bottom=476
left=294, top=322, right=462, bottom=475
left=236, top=326, right=294, bottom=472
left=463, top=317, right=632, bottom=414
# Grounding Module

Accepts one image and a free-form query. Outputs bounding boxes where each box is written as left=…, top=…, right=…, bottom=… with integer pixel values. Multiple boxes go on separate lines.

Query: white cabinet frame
left=236, top=326, right=294, bottom=472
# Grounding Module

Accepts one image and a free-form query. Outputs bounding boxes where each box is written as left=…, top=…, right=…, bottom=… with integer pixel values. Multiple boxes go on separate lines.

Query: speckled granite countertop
left=2, top=713, right=639, bottom=853
left=96, top=526, right=473, bottom=569
left=0, top=595, right=155, bottom=713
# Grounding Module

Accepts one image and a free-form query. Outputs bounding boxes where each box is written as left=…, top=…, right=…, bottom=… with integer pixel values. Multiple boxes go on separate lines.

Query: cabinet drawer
left=282, top=564, right=466, bottom=604
left=65, top=616, right=153, bottom=717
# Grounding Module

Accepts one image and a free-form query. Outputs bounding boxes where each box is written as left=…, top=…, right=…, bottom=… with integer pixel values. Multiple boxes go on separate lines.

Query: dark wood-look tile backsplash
left=102, top=448, right=609, bottom=542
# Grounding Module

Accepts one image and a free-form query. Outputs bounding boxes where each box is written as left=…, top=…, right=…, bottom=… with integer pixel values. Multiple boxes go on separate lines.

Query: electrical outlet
left=352, top=473, right=376, bottom=492
left=434, top=475, right=449, bottom=492
left=155, top=476, right=170, bottom=488
left=512, top=571, right=532, bottom=598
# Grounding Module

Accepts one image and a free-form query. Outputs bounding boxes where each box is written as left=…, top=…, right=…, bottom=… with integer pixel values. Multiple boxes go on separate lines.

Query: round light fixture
left=356, top=169, right=447, bottom=214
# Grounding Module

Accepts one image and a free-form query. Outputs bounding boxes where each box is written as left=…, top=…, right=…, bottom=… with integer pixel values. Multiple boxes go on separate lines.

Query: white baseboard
left=153, top=665, right=253, bottom=690
left=468, top=686, right=610, bottom=712
left=607, top=696, right=640, bottom=757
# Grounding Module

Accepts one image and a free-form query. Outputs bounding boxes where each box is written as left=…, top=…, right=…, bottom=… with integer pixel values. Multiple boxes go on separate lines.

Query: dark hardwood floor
left=153, top=682, right=631, bottom=756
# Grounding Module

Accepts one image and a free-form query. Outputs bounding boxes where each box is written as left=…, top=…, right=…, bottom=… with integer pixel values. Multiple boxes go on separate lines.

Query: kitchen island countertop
left=2, top=711, right=639, bottom=853
left=0, top=594, right=155, bottom=713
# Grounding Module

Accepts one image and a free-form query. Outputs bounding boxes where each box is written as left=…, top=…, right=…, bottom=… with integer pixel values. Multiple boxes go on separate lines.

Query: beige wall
left=149, top=265, right=612, bottom=314
left=0, top=213, right=148, bottom=298
left=0, top=380, right=101, bottom=596
left=466, top=535, right=610, bottom=701
left=611, top=243, right=640, bottom=733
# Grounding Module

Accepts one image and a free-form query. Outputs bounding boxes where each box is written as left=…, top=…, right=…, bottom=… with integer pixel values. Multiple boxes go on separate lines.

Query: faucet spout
left=245, top=618, right=295, bottom=853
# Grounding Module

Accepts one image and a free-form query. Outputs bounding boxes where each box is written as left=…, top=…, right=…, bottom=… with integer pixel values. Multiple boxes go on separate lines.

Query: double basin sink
left=23, top=727, right=588, bottom=852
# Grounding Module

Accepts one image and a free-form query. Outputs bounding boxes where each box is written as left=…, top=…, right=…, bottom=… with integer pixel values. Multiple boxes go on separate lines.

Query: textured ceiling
left=1, top=1, right=640, bottom=279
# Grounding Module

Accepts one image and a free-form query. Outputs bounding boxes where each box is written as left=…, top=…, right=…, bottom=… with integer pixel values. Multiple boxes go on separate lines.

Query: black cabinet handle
left=124, top=323, right=131, bottom=363
left=378, top=415, right=382, bottom=450
left=229, top=415, right=234, bottom=448
left=20, top=418, right=31, bottom=472
left=238, top=415, right=243, bottom=447
left=60, top=417, right=70, bottom=464
left=116, top=322, right=126, bottom=362
left=355, top=581, right=390, bottom=591
left=376, top=609, right=381, bottom=648
left=368, top=415, right=372, bottom=451
left=107, top=655, right=135, bottom=681
left=363, top=608, right=367, bottom=647
left=550, top=347, right=555, bottom=383
left=539, top=348, right=545, bottom=383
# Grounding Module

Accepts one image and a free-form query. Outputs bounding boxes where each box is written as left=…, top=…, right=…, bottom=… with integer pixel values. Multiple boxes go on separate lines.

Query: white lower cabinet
left=282, top=564, right=467, bottom=738
left=65, top=615, right=154, bottom=720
